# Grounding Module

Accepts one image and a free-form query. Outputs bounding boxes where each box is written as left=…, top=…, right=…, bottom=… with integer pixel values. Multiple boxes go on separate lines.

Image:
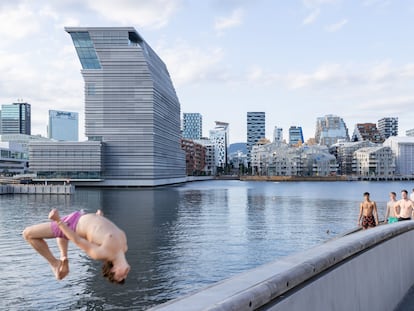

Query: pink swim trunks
left=50, top=211, right=84, bottom=239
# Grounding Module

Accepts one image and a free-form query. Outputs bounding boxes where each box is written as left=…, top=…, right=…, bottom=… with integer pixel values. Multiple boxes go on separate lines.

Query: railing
left=150, top=221, right=414, bottom=311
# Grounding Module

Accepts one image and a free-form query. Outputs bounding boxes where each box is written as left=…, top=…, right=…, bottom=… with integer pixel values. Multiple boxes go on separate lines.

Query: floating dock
left=0, top=184, right=74, bottom=195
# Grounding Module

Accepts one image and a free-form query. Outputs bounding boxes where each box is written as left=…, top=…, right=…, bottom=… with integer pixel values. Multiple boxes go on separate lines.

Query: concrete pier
left=0, top=184, right=74, bottom=195
left=150, top=221, right=414, bottom=311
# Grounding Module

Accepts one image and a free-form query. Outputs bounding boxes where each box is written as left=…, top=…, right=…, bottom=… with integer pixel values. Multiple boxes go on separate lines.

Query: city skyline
left=1, top=1, right=414, bottom=143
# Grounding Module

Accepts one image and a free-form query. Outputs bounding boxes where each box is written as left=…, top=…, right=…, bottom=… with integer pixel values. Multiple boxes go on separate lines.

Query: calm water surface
left=0, top=180, right=410, bottom=310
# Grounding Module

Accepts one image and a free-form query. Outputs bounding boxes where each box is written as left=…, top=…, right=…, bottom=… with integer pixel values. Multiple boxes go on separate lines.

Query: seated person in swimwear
left=357, top=192, right=379, bottom=230
left=394, top=189, right=414, bottom=221
left=23, top=209, right=130, bottom=284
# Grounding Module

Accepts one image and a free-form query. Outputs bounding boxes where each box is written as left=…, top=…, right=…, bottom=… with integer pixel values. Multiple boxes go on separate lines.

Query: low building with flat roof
left=28, top=141, right=102, bottom=180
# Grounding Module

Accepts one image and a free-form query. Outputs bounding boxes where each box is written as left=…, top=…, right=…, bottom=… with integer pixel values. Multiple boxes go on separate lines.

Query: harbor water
left=0, top=180, right=410, bottom=310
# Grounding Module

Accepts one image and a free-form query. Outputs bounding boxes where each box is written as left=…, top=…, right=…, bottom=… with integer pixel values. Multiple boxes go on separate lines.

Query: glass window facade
left=70, top=32, right=101, bottom=69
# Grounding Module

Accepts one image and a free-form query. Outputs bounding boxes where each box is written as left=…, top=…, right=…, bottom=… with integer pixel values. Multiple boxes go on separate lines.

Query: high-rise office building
left=378, top=117, right=398, bottom=139
left=407, top=129, right=414, bottom=137
left=1, top=102, right=31, bottom=135
left=210, top=121, right=229, bottom=169
left=315, top=114, right=349, bottom=146
left=65, top=27, right=185, bottom=186
left=48, top=110, right=79, bottom=141
left=289, top=126, right=304, bottom=146
left=273, top=127, right=283, bottom=143
left=182, top=113, right=202, bottom=140
left=247, top=112, right=265, bottom=164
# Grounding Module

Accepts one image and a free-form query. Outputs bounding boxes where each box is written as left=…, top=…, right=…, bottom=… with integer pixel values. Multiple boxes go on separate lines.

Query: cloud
left=85, top=0, right=181, bottom=28
left=157, top=40, right=227, bottom=86
left=303, top=0, right=339, bottom=8
left=244, top=60, right=414, bottom=94
left=303, top=8, right=320, bottom=25
left=325, top=18, right=348, bottom=32
left=214, top=8, right=244, bottom=32
left=0, top=3, right=41, bottom=39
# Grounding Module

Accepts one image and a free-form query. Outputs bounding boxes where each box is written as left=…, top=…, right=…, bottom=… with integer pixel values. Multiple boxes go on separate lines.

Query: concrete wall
left=150, top=221, right=414, bottom=311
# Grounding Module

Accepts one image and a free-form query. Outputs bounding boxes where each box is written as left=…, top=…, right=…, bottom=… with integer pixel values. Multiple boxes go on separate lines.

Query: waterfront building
left=182, top=113, right=202, bottom=140
left=383, top=136, right=414, bottom=175
left=209, top=121, right=229, bottom=170
left=251, top=141, right=336, bottom=176
left=406, top=129, right=414, bottom=137
left=29, top=141, right=102, bottom=180
left=247, top=112, right=265, bottom=164
left=48, top=110, right=79, bottom=141
left=0, top=142, right=28, bottom=175
left=289, top=126, right=304, bottom=146
left=194, top=138, right=216, bottom=175
left=181, top=138, right=206, bottom=176
left=65, top=27, right=185, bottom=186
left=314, top=114, right=349, bottom=146
left=1, top=102, right=31, bottom=135
left=352, top=123, right=383, bottom=143
left=330, top=141, right=376, bottom=175
left=378, top=117, right=398, bottom=139
left=1, top=133, right=51, bottom=157
left=353, top=146, right=395, bottom=176
left=273, top=127, right=283, bottom=143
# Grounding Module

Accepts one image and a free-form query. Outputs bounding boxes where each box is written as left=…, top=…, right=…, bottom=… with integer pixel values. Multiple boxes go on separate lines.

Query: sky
left=1, top=0, right=414, bottom=144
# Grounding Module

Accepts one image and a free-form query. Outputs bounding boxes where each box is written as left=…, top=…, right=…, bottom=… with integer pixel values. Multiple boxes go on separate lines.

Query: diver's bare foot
left=58, top=257, right=69, bottom=280
left=96, top=209, right=103, bottom=216
left=51, top=260, right=61, bottom=280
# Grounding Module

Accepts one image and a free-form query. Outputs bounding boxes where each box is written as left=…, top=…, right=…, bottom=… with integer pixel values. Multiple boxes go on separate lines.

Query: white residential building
left=353, top=146, right=395, bottom=176
left=194, top=138, right=216, bottom=175
left=251, top=141, right=336, bottom=176
left=209, top=121, right=229, bottom=170
left=315, top=114, right=349, bottom=146
left=383, top=137, right=414, bottom=175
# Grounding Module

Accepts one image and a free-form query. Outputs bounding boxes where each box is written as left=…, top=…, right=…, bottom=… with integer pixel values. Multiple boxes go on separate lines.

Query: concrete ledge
left=150, top=221, right=414, bottom=311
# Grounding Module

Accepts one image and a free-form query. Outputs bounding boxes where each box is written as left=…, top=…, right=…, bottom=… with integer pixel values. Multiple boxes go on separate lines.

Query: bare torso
left=361, top=201, right=375, bottom=216
left=397, top=199, right=414, bottom=218
left=76, top=214, right=128, bottom=254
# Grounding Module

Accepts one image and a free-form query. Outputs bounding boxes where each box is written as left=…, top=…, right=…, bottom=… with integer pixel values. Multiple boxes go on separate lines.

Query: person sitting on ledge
left=22, top=209, right=130, bottom=284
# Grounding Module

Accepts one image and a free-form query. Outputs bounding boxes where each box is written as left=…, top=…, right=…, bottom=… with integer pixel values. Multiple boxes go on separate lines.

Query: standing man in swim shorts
left=394, top=189, right=414, bottom=221
left=357, top=192, right=379, bottom=230
left=385, top=192, right=398, bottom=224
left=23, top=209, right=130, bottom=284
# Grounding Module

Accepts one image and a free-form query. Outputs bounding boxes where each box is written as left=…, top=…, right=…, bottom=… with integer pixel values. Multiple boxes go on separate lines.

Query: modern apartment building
left=288, top=126, right=304, bottom=146
left=48, top=110, right=79, bottom=141
left=1, top=102, right=31, bottom=135
left=209, top=121, right=229, bottom=170
left=181, top=138, right=206, bottom=176
left=353, top=146, right=395, bottom=176
left=352, top=123, right=383, bottom=143
left=273, top=126, right=283, bottom=143
left=65, top=27, right=185, bottom=186
left=383, top=137, right=414, bottom=175
left=314, top=114, right=349, bottom=146
left=194, top=138, right=216, bottom=175
left=378, top=117, right=398, bottom=139
left=182, top=113, right=202, bottom=140
left=330, top=141, right=376, bottom=175
left=247, top=112, right=265, bottom=164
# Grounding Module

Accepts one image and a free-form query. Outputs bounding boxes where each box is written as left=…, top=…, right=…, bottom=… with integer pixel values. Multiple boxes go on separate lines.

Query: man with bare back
left=357, top=192, right=379, bottom=230
left=394, top=189, right=414, bottom=221
left=23, top=209, right=130, bottom=284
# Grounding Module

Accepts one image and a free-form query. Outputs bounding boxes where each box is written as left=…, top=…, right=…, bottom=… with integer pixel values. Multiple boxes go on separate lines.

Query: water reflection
left=0, top=181, right=405, bottom=310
